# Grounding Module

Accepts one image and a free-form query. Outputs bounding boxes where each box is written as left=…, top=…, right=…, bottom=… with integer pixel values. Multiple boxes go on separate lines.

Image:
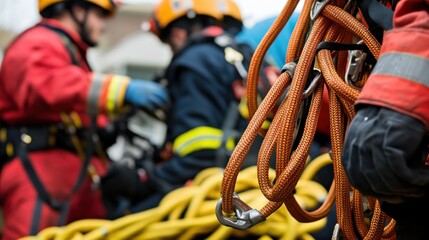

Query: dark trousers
left=382, top=190, right=429, bottom=240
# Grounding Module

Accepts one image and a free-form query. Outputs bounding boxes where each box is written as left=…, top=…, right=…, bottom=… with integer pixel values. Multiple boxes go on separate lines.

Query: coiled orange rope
left=218, top=0, right=397, bottom=238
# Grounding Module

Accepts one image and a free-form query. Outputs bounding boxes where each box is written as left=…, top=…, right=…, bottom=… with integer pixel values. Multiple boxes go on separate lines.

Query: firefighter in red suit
left=342, top=1, right=429, bottom=239
left=0, top=1, right=168, bottom=239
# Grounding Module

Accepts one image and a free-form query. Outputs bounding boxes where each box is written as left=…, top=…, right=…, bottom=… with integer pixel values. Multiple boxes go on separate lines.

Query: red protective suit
left=0, top=19, right=114, bottom=240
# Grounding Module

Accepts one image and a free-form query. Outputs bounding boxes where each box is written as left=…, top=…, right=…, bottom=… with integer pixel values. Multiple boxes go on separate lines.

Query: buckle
left=215, top=192, right=266, bottom=230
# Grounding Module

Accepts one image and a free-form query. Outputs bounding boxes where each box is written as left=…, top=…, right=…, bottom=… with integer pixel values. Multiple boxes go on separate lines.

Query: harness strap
left=358, top=0, right=393, bottom=30
left=19, top=117, right=96, bottom=227
left=215, top=102, right=241, bottom=168
left=30, top=198, right=44, bottom=235
left=358, top=0, right=393, bottom=42
left=39, top=23, right=84, bottom=67
left=18, top=132, right=67, bottom=211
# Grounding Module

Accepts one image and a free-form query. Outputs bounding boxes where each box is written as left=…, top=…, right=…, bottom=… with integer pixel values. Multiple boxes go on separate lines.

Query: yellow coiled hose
left=20, top=153, right=332, bottom=240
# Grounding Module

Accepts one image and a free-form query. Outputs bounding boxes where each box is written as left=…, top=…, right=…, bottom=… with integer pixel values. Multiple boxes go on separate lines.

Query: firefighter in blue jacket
left=99, top=0, right=247, bottom=211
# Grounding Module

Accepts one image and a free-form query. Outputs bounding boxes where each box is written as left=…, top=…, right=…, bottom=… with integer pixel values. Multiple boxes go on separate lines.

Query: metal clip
left=331, top=223, right=342, bottom=240
left=302, top=68, right=322, bottom=100
left=215, top=34, right=234, bottom=48
left=281, top=61, right=297, bottom=79
left=216, top=193, right=266, bottom=230
left=21, top=133, right=32, bottom=144
left=345, top=41, right=367, bottom=90
left=281, top=67, right=322, bottom=101
left=288, top=68, right=322, bottom=146
left=224, top=47, right=248, bottom=80
left=310, top=0, right=330, bottom=21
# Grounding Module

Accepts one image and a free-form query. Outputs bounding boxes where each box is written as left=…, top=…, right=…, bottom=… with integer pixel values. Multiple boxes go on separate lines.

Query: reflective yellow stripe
left=238, top=98, right=249, bottom=119
left=173, top=126, right=224, bottom=157
left=238, top=98, right=271, bottom=130
left=6, top=143, right=13, bottom=157
left=0, top=128, right=6, bottom=142
left=117, top=78, right=130, bottom=109
left=107, top=75, right=130, bottom=113
left=262, top=120, right=271, bottom=130
left=106, top=75, right=122, bottom=112
left=226, top=137, right=235, bottom=151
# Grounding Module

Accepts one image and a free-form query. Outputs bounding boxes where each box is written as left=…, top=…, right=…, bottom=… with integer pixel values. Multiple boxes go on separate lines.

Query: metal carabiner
left=302, top=68, right=322, bottom=100
left=310, top=0, right=330, bottom=21
left=345, top=41, right=367, bottom=90
left=288, top=68, right=322, bottom=147
left=224, top=46, right=248, bottom=80
left=281, top=61, right=297, bottom=79
left=331, top=223, right=342, bottom=240
left=280, top=66, right=322, bottom=100
left=215, top=193, right=266, bottom=230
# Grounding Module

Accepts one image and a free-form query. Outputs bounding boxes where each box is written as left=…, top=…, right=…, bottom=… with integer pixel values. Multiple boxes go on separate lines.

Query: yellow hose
left=21, top=155, right=330, bottom=240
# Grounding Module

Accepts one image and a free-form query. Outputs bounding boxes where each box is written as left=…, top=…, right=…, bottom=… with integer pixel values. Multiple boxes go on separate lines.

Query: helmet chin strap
left=69, top=5, right=97, bottom=47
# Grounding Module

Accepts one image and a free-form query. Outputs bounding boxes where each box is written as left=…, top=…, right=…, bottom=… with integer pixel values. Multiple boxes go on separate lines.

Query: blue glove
left=124, top=80, right=169, bottom=112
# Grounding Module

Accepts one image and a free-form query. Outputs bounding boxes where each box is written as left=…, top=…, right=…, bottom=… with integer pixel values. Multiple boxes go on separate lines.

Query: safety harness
left=216, top=0, right=399, bottom=238
left=0, top=24, right=102, bottom=234
left=179, top=27, right=280, bottom=169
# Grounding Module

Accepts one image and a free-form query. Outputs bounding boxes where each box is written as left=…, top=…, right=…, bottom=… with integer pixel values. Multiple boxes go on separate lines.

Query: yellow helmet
left=147, top=0, right=222, bottom=38
left=217, top=0, right=242, bottom=23
left=39, top=0, right=116, bottom=16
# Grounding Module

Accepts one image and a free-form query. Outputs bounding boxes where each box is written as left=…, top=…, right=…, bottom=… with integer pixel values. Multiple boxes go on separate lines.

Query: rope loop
left=219, top=0, right=397, bottom=238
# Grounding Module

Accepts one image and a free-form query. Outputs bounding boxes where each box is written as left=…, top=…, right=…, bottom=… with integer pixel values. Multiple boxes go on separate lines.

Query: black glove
left=342, top=105, right=429, bottom=204
left=100, top=162, right=152, bottom=201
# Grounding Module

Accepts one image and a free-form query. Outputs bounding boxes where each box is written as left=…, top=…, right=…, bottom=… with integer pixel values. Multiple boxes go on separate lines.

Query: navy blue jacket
left=155, top=27, right=245, bottom=185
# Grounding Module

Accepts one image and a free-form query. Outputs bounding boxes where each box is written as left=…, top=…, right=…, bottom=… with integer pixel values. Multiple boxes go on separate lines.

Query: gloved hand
left=341, top=105, right=429, bottom=204
left=100, top=162, right=151, bottom=201
left=124, top=80, right=169, bottom=112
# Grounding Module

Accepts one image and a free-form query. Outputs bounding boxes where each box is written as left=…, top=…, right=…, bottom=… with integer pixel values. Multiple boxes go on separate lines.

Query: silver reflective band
left=87, top=74, right=105, bottom=116
left=371, top=52, right=429, bottom=87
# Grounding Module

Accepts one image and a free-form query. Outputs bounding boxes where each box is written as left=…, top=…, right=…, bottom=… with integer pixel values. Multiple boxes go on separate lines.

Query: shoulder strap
left=358, top=0, right=394, bottom=42
left=39, top=24, right=81, bottom=66
left=18, top=116, right=97, bottom=231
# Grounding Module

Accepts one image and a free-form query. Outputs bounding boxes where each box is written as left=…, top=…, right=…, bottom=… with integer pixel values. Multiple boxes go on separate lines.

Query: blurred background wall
left=0, top=0, right=292, bottom=79
left=0, top=0, right=172, bottom=80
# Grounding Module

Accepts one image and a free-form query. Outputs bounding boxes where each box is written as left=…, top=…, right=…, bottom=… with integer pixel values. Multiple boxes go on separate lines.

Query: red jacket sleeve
left=0, top=24, right=129, bottom=125
left=356, top=0, right=429, bottom=129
